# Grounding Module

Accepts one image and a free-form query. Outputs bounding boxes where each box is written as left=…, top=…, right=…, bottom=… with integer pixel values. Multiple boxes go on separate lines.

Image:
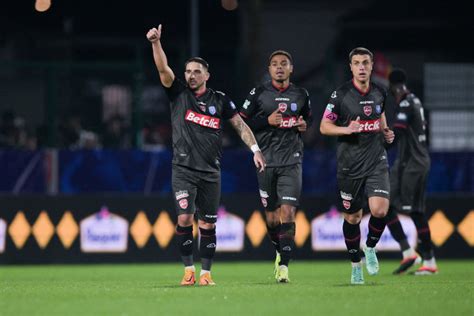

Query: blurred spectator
left=0, top=110, right=31, bottom=149
left=58, top=114, right=100, bottom=149
left=101, top=115, right=130, bottom=149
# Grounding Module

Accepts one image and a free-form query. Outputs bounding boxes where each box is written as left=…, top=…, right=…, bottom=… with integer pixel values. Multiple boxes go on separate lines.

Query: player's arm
left=146, top=24, right=175, bottom=88
left=294, top=90, right=313, bottom=132
left=229, top=114, right=266, bottom=172
left=381, top=112, right=395, bottom=144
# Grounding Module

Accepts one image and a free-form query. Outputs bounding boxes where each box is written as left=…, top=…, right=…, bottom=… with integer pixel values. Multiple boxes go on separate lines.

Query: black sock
left=266, top=223, right=281, bottom=253
left=176, top=225, right=194, bottom=267
left=343, top=220, right=361, bottom=262
left=366, top=215, right=386, bottom=248
left=279, top=222, right=295, bottom=266
left=199, top=227, right=216, bottom=271
left=411, top=212, right=434, bottom=260
left=386, top=208, right=410, bottom=251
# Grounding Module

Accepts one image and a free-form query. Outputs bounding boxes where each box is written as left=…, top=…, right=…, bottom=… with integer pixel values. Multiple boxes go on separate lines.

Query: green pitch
left=1, top=260, right=472, bottom=315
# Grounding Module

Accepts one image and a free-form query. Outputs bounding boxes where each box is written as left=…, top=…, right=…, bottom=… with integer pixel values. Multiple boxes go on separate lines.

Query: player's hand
left=268, top=108, right=282, bottom=127
left=293, top=116, right=307, bottom=132
left=383, top=127, right=395, bottom=144
left=253, top=151, right=266, bottom=173
left=345, top=116, right=361, bottom=134
left=146, top=24, right=162, bottom=43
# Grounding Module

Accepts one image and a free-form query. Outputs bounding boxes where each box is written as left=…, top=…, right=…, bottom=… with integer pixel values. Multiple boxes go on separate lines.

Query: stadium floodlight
left=35, top=0, right=51, bottom=12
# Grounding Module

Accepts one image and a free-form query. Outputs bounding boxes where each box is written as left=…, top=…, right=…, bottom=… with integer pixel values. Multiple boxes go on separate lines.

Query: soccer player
left=385, top=68, right=438, bottom=275
left=320, top=47, right=395, bottom=285
left=146, top=25, right=266, bottom=286
left=239, top=50, right=312, bottom=283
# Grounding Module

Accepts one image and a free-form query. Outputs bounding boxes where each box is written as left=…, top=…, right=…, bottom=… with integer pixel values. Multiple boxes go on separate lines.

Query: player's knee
left=344, top=211, right=362, bottom=224
left=280, top=204, right=296, bottom=222
left=371, top=207, right=388, bottom=218
left=198, top=220, right=215, bottom=230
left=178, top=214, right=194, bottom=227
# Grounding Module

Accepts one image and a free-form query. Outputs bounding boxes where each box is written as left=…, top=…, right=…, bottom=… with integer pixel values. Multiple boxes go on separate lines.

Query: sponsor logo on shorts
left=278, top=103, right=287, bottom=112
left=261, top=198, right=268, bottom=208
left=363, top=105, right=372, bottom=116
left=175, top=190, right=189, bottom=200
left=205, top=214, right=218, bottom=219
left=282, top=196, right=297, bottom=201
left=374, top=189, right=389, bottom=195
left=279, top=116, right=298, bottom=128
left=185, top=110, right=220, bottom=129
left=358, top=119, right=381, bottom=132
left=179, top=199, right=188, bottom=209
left=259, top=190, right=269, bottom=198
left=340, top=191, right=353, bottom=201
left=343, top=200, right=351, bottom=210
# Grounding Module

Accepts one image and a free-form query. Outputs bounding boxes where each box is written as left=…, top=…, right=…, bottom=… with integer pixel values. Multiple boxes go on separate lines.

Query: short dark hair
left=389, top=68, right=407, bottom=85
left=269, top=50, right=293, bottom=65
left=349, top=47, right=373, bottom=63
left=185, top=57, right=209, bottom=70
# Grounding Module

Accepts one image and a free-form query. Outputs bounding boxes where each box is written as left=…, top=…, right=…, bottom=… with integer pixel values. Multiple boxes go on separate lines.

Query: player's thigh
left=195, top=175, right=221, bottom=224
left=276, top=164, right=302, bottom=208
left=257, top=167, right=278, bottom=211
left=400, top=170, right=428, bottom=213
left=337, top=176, right=365, bottom=214
left=172, top=164, right=197, bottom=216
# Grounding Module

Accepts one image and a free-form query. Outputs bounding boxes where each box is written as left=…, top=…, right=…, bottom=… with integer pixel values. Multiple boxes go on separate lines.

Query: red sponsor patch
left=185, top=110, right=220, bottom=129
left=279, top=116, right=298, bottom=128
left=261, top=198, right=268, bottom=208
left=179, top=199, right=188, bottom=209
left=358, top=119, right=381, bottom=132
left=363, top=105, right=372, bottom=116
left=343, top=200, right=351, bottom=210
left=278, top=103, right=287, bottom=112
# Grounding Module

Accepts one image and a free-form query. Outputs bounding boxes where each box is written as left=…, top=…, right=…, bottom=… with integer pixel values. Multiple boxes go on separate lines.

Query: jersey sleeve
left=238, top=87, right=260, bottom=119
left=219, top=92, right=238, bottom=120
left=300, top=88, right=313, bottom=127
left=163, top=78, right=186, bottom=102
left=393, top=99, right=412, bottom=130
left=322, top=90, right=341, bottom=123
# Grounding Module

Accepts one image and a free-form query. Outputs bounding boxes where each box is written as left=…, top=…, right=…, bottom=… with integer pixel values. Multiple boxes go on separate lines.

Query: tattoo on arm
left=230, top=115, right=257, bottom=148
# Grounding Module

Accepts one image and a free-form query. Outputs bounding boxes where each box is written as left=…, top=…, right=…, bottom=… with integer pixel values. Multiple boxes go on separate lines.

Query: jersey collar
left=271, top=81, right=290, bottom=93
left=352, top=79, right=370, bottom=96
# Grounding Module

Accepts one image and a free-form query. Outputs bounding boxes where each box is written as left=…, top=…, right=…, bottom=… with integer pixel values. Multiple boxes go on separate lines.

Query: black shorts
left=390, top=164, right=428, bottom=214
left=257, top=164, right=302, bottom=211
left=172, top=164, right=220, bottom=223
left=337, top=161, right=390, bottom=214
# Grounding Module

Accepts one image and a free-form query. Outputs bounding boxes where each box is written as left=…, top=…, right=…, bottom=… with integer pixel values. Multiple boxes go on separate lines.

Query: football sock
left=266, top=223, right=282, bottom=254
left=411, top=212, right=434, bottom=260
left=343, top=220, right=361, bottom=262
left=176, top=225, right=194, bottom=267
left=386, top=208, right=410, bottom=251
left=366, top=215, right=386, bottom=248
left=279, top=222, right=295, bottom=266
left=199, top=227, right=216, bottom=271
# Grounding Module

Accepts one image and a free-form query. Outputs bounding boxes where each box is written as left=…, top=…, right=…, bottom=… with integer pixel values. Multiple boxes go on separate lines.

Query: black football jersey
left=239, top=81, right=312, bottom=167
left=392, top=92, right=430, bottom=171
left=164, top=79, right=238, bottom=172
left=323, top=80, right=388, bottom=178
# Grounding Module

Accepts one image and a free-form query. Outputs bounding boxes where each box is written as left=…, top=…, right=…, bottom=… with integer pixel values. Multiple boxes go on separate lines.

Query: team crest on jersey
left=291, top=103, right=298, bottom=112
left=179, top=199, right=188, bottom=209
left=375, top=105, right=382, bottom=114
left=199, top=105, right=206, bottom=112
left=363, top=106, right=372, bottom=116
left=343, top=200, right=351, bottom=210
left=278, top=103, right=287, bottom=112
left=209, top=105, right=216, bottom=115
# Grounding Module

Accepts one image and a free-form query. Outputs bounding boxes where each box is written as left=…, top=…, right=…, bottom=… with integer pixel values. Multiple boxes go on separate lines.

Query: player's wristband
left=250, top=144, right=260, bottom=153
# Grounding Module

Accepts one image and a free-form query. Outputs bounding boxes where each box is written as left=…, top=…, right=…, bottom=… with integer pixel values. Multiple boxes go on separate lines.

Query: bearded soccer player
left=385, top=68, right=438, bottom=275
left=320, top=47, right=395, bottom=285
left=239, top=50, right=312, bottom=283
left=146, top=25, right=266, bottom=286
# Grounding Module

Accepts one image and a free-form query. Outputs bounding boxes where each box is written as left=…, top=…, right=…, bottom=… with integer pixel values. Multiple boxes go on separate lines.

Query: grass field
left=1, top=260, right=473, bottom=315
